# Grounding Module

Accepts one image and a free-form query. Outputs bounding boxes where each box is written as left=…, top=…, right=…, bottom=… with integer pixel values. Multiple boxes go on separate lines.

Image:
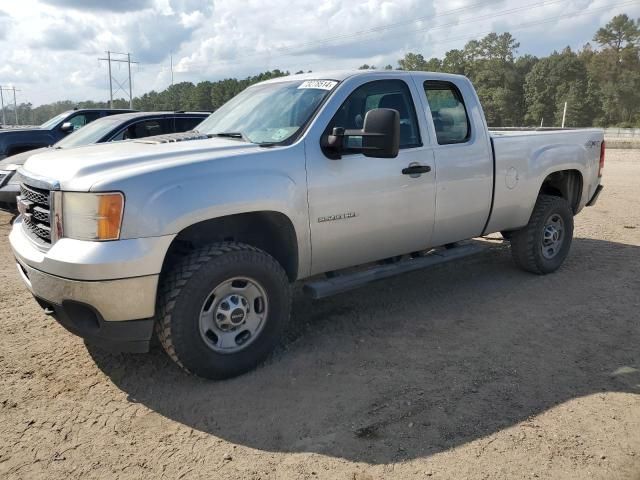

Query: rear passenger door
left=419, top=79, right=493, bottom=245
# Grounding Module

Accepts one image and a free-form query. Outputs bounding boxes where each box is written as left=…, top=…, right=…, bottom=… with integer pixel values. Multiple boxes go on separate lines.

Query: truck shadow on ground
left=88, top=237, right=640, bottom=464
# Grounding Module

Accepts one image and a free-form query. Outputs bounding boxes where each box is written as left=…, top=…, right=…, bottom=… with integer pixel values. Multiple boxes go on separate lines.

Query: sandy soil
left=1, top=150, right=639, bottom=480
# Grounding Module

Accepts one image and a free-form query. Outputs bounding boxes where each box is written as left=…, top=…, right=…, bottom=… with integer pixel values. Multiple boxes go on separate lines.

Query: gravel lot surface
left=1, top=150, right=639, bottom=480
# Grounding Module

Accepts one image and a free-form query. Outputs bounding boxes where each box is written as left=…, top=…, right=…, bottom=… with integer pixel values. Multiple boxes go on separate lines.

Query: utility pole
left=0, top=88, right=5, bottom=126
left=127, top=53, right=133, bottom=109
left=107, top=51, right=113, bottom=108
left=12, top=87, right=17, bottom=124
left=561, top=101, right=568, bottom=128
left=170, top=54, right=174, bottom=87
left=98, top=51, right=138, bottom=109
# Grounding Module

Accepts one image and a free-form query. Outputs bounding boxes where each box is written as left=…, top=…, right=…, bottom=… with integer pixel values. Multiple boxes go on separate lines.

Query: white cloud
left=0, top=0, right=638, bottom=106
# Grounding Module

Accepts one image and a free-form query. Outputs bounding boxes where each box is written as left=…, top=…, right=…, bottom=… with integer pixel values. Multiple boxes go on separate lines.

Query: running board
left=303, top=241, right=489, bottom=299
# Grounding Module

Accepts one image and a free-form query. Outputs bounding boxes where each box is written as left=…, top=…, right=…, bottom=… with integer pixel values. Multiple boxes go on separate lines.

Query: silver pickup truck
left=9, top=70, right=605, bottom=379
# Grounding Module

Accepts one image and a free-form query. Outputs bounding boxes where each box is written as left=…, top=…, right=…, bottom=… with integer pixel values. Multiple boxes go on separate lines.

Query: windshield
left=54, top=115, right=124, bottom=149
left=40, top=111, right=70, bottom=129
left=196, top=79, right=338, bottom=144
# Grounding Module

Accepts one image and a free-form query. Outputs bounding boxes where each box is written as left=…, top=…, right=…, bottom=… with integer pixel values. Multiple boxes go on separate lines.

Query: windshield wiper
left=207, top=132, right=250, bottom=142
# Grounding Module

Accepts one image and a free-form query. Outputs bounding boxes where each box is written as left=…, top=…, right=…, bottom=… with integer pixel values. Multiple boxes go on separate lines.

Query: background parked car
left=0, top=111, right=209, bottom=210
left=0, top=108, right=136, bottom=161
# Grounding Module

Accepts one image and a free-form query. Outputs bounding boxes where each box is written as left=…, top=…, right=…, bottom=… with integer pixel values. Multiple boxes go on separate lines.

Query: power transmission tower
left=98, top=51, right=139, bottom=109
left=0, top=86, right=20, bottom=125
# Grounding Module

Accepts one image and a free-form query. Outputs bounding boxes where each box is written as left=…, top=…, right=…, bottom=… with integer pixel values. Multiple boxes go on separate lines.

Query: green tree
left=589, top=14, right=640, bottom=125
left=397, top=53, right=442, bottom=72
left=524, top=47, right=599, bottom=127
left=397, top=53, right=429, bottom=70
left=593, top=14, right=639, bottom=51
left=463, top=33, right=522, bottom=125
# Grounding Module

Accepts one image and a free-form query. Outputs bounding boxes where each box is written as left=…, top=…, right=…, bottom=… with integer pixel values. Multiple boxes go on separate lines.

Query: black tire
left=500, top=231, right=513, bottom=241
left=155, top=242, right=291, bottom=379
left=510, top=195, right=574, bottom=274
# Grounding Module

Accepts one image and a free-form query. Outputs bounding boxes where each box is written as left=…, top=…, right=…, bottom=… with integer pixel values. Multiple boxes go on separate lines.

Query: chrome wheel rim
left=198, top=276, right=269, bottom=354
left=541, top=213, right=565, bottom=259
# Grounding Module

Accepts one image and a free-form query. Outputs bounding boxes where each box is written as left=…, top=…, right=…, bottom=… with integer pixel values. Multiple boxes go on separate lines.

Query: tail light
left=598, top=140, right=605, bottom=177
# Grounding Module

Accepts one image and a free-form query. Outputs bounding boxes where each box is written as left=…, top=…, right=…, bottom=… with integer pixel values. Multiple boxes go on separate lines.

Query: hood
left=0, top=147, right=50, bottom=169
left=0, top=127, right=45, bottom=135
left=20, top=135, right=264, bottom=191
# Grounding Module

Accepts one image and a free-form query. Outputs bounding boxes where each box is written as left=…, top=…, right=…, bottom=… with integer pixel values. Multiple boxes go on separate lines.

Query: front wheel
left=155, top=242, right=291, bottom=379
left=510, top=195, right=574, bottom=274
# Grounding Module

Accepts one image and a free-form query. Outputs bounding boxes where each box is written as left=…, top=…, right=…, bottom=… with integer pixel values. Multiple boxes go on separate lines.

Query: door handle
left=402, top=165, right=431, bottom=175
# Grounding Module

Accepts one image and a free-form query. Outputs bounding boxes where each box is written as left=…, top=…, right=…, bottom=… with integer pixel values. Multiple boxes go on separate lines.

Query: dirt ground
left=1, top=150, right=639, bottom=480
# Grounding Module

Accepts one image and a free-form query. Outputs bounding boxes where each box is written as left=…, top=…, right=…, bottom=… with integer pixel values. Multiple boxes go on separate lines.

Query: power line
left=264, top=0, right=510, bottom=54
left=174, top=0, right=570, bottom=72
left=253, top=0, right=639, bottom=75
left=98, top=51, right=139, bottom=109
left=165, top=0, right=638, bottom=76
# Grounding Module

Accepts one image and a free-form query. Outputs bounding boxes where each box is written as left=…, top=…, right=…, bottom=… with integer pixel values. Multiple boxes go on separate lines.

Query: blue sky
left=0, top=0, right=638, bottom=106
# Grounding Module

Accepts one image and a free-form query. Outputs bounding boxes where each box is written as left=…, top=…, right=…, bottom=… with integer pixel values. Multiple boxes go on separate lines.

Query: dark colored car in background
left=0, top=111, right=209, bottom=209
left=0, top=108, right=135, bottom=160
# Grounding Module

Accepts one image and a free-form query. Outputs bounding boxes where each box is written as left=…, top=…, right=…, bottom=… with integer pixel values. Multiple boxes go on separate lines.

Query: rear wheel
left=510, top=195, right=574, bottom=274
left=155, top=242, right=291, bottom=379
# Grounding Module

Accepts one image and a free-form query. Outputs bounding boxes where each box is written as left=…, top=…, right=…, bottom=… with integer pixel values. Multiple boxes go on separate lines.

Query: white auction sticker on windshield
left=298, top=80, right=338, bottom=90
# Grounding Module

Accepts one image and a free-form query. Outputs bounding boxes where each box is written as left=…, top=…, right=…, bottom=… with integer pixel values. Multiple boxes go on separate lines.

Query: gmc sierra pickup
left=9, top=70, right=605, bottom=379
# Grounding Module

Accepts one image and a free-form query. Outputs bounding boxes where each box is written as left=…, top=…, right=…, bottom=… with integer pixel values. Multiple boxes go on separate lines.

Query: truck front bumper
left=9, top=217, right=175, bottom=353
left=16, top=261, right=157, bottom=352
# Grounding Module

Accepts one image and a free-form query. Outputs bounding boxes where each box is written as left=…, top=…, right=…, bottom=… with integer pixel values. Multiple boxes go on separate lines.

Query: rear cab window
left=423, top=81, right=471, bottom=145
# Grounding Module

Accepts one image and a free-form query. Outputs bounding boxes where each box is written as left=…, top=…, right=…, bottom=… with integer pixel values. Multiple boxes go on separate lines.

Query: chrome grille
left=32, top=206, right=50, bottom=222
left=19, top=184, right=51, bottom=244
left=21, top=184, right=49, bottom=206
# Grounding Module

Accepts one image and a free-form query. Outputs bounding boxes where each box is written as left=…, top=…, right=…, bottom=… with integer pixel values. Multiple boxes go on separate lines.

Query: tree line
left=5, top=13, right=639, bottom=128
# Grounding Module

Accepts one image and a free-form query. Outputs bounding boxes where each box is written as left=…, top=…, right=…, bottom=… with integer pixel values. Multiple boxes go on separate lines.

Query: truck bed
left=484, top=128, right=604, bottom=235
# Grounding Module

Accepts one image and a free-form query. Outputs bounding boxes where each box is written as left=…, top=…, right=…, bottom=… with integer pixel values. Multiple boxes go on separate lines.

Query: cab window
left=325, top=79, right=421, bottom=153
left=423, top=81, right=470, bottom=145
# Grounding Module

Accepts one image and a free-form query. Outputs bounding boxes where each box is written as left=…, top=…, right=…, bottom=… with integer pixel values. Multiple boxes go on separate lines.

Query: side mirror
left=323, top=108, right=400, bottom=159
left=60, top=122, right=73, bottom=133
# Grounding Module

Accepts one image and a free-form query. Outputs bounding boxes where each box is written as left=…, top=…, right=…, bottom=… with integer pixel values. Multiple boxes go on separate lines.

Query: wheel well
left=538, top=170, right=583, bottom=213
left=162, top=211, right=299, bottom=281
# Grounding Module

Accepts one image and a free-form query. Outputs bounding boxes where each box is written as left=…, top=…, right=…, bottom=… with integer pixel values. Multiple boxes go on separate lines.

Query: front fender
left=132, top=170, right=303, bottom=236
left=115, top=153, right=312, bottom=277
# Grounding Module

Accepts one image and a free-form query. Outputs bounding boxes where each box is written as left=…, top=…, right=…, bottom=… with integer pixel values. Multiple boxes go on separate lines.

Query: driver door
left=306, top=78, right=436, bottom=274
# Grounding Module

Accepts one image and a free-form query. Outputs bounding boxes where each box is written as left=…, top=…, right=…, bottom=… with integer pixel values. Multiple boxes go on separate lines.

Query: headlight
left=58, top=192, right=124, bottom=241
